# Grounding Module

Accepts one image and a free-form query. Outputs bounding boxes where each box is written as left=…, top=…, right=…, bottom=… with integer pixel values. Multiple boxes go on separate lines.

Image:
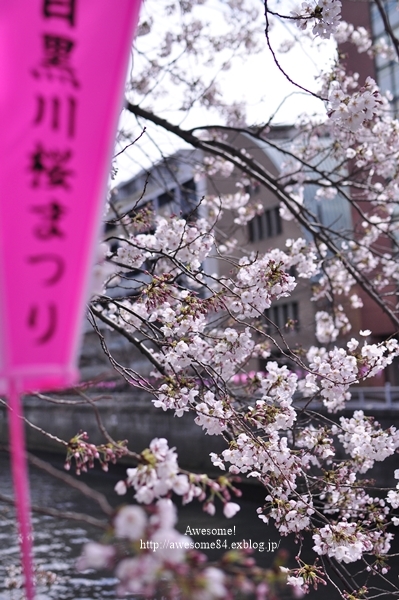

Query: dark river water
left=3, top=451, right=399, bottom=599
left=0, top=452, right=118, bottom=600
left=0, top=452, right=290, bottom=600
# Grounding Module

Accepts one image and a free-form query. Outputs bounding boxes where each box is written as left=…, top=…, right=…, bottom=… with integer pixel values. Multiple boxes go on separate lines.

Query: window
left=245, top=181, right=261, bottom=196
left=180, top=178, right=198, bottom=219
left=264, top=302, right=299, bottom=332
left=157, top=189, right=175, bottom=207
left=248, top=206, right=282, bottom=242
left=156, top=189, right=179, bottom=218
left=104, top=220, right=119, bottom=254
left=371, top=1, right=399, bottom=35
left=155, top=183, right=199, bottom=219
left=370, top=2, right=399, bottom=114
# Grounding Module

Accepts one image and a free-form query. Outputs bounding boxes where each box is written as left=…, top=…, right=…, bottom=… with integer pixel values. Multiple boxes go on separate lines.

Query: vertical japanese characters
left=27, top=0, right=78, bottom=345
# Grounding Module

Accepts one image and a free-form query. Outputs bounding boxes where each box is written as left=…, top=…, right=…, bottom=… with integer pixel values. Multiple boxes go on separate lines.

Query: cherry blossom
left=223, top=502, right=241, bottom=518
left=114, top=505, right=147, bottom=540
left=291, top=0, right=342, bottom=39
left=65, top=1, right=399, bottom=597
left=313, top=522, right=373, bottom=563
left=116, top=438, right=191, bottom=504
left=76, top=542, right=115, bottom=571
left=331, top=411, right=399, bottom=473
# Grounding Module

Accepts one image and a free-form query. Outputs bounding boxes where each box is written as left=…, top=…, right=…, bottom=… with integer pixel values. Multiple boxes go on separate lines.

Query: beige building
left=109, top=128, right=353, bottom=375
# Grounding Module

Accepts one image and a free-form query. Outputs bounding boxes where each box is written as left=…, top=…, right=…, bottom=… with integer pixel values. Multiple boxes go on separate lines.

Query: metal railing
left=347, top=384, right=399, bottom=410
left=294, top=384, right=399, bottom=411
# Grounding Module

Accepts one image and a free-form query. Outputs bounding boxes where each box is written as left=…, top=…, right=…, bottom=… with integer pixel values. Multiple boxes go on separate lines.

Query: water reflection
left=0, top=453, right=118, bottom=600
left=0, top=452, right=288, bottom=599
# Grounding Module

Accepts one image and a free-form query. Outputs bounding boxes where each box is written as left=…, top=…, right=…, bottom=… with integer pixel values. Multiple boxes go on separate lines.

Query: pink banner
left=0, top=0, right=141, bottom=393
left=0, top=2, right=142, bottom=597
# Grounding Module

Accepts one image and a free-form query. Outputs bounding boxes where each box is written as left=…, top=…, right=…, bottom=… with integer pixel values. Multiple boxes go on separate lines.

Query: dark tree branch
left=125, top=102, right=399, bottom=329
left=0, top=492, right=107, bottom=530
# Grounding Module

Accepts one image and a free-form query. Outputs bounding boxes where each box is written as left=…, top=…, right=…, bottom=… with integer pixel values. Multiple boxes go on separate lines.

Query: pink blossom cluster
left=84, top=4, right=399, bottom=595
left=78, top=496, right=294, bottom=599
left=291, top=0, right=342, bottom=39
left=313, top=521, right=373, bottom=563
left=94, top=192, right=399, bottom=596
left=114, top=437, right=242, bottom=519
left=64, top=432, right=128, bottom=475
left=135, top=216, right=214, bottom=271
left=328, top=78, right=382, bottom=132
left=334, top=21, right=372, bottom=54
left=114, top=438, right=191, bottom=504
left=281, top=560, right=327, bottom=595
left=331, top=411, right=399, bottom=473
left=78, top=499, right=228, bottom=598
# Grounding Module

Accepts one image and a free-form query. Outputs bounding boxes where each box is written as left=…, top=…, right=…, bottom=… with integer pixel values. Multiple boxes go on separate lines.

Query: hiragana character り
left=27, top=302, right=58, bottom=345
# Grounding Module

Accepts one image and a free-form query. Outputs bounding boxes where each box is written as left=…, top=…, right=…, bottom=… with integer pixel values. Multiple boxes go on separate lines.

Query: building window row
left=264, top=301, right=299, bottom=332
left=248, top=206, right=282, bottom=242
left=370, top=1, right=399, bottom=113
left=155, top=178, right=198, bottom=220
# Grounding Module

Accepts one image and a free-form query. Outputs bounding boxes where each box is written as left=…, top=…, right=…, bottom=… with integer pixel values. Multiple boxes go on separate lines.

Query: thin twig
left=113, top=127, right=147, bottom=159
left=0, top=398, right=67, bottom=446
left=25, top=452, right=114, bottom=517
left=0, top=493, right=107, bottom=530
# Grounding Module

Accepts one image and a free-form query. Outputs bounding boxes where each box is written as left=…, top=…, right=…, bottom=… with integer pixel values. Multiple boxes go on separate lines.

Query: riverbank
left=0, top=389, right=226, bottom=472
left=0, top=451, right=290, bottom=600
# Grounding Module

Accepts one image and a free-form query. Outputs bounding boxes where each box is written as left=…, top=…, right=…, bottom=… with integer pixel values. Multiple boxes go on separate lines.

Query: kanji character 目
left=42, top=0, right=76, bottom=27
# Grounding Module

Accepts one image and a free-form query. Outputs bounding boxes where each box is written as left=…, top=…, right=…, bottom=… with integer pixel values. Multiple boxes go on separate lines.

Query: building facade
left=340, top=0, right=399, bottom=385
left=109, top=129, right=355, bottom=376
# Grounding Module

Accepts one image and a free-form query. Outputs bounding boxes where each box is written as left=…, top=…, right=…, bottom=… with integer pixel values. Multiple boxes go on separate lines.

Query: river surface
left=5, top=451, right=398, bottom=600
left=0, top=452, right=289, bottom=600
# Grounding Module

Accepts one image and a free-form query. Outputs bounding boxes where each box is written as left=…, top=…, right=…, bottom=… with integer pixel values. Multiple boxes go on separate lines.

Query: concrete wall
left=0, top=390, right=226, bottom=472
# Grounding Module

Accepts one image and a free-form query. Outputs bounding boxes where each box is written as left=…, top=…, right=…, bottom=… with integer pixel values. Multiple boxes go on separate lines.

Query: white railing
left=348, top=384, right=399, bottom=409
left=294, top=384, right=399, bottom=410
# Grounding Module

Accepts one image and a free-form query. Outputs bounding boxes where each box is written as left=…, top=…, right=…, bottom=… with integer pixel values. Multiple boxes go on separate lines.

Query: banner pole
left=7, top=380, right=35, bottom=600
